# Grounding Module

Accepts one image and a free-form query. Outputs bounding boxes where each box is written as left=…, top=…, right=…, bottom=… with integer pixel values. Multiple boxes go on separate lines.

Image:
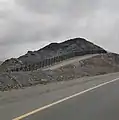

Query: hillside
left=51, top=53, right=119, bottom=81
left=0, top=53, right=119, bottom=91
left=1, top=37, right=119, bottom=91
left=0, top=38, right=106, bottom=72
left=18, top=37, right=106, bottom=64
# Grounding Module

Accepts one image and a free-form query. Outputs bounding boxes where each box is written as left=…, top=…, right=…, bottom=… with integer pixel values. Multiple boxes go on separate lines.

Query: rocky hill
left=0, top=38, right=106, bottom=72
left=18, top=37, right=106, bottom=64
left=0, top=53, right=119, bottom=91
left=2, top=37, right=119, bottom=91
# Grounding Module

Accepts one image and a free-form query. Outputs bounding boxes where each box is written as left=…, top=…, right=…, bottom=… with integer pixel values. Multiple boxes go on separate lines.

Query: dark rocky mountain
left=0, top=37, right=107, bottom=72
left=1, top=37, right=119, bottom=91
left=18, top=38, right=106, bottom=64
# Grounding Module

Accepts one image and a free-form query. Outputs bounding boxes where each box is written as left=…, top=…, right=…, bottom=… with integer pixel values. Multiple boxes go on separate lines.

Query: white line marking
left=13, top=77, right=119, bottom=120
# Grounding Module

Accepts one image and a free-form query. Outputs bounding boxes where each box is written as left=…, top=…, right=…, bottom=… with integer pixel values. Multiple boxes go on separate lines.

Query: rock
left=0, top=37, right=107, bottom=72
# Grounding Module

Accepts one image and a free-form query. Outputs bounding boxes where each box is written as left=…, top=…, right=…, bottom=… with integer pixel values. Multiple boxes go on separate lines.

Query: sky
left=0, top=0, right=119, bottom=61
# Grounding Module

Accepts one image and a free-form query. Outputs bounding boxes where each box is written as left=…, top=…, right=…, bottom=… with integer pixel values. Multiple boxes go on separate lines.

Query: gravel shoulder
left=0, top=72, right=119, bottom=107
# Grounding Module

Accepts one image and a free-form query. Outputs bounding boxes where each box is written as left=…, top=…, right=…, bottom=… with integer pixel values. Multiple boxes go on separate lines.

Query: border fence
left=9, top=49, right=107, bottom=72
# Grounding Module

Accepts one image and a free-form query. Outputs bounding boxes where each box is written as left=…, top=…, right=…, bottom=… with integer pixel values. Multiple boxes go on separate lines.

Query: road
left=0, top=72, right=119, bottom=120
left=23, top=76, right=119, bottom=120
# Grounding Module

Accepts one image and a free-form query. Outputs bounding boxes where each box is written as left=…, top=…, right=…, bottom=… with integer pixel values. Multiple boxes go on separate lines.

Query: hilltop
left=18, top=37, right=106, bottom=64
left=0, top=37, right=106, bottom=72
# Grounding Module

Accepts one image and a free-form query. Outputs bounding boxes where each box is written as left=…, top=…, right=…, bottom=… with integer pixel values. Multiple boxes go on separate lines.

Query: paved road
left=23, top=76, right=119, bottom=120
left=0, top=72, right=119, bottom=120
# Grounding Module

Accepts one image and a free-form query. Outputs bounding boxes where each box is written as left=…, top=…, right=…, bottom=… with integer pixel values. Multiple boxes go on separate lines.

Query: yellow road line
left=13, top=77, right=119, bottom=120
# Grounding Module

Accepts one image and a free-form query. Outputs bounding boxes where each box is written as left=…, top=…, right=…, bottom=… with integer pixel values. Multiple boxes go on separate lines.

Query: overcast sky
left=0, top=0, right=119, bottom=61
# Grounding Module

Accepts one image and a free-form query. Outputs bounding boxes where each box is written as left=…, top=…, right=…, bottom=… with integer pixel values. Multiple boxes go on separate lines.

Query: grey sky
left=0, top=0, right=119, bottom=60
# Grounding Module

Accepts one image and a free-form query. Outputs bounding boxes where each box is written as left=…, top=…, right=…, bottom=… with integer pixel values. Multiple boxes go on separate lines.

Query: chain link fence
left=9, top=50, right=107, bottom=72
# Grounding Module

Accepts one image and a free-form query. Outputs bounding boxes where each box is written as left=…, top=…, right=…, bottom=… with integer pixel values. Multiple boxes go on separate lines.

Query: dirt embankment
left=52, top=53, right=119, bottom=81
left=0, top=53, right=119, bottom=91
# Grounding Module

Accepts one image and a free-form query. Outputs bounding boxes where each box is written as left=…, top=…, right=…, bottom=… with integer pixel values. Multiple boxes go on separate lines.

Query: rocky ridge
left=0, top=37, right=119, bottom=91
left=0, top=38, right=106, bottom=72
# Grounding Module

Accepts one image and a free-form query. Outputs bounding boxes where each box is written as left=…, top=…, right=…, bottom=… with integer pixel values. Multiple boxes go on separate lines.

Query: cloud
left=0, top=0, right=119, bottom=60
left=16, top=0, right=100, bottom=15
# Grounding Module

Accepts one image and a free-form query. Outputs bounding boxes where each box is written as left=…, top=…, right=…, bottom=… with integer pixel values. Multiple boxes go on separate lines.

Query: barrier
left=9, top=50, right=107, bottom=72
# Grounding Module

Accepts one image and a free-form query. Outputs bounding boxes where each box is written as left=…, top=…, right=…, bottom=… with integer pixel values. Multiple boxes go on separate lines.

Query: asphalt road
left=23, top=76, right=119, bottom=120
left=0, top=72, right=119, bottom=120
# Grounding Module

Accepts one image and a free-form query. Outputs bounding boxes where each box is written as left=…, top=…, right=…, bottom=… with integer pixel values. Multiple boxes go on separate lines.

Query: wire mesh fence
left=9, top=50, right=107, bottom=72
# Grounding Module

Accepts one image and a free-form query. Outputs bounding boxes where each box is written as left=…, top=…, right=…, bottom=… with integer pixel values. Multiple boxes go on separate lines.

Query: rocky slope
left=52, top=53, right=119, bottom=81
left=18, top=37, right=106, bottom=64
left=0, top=38, right=106, bottom=72
left=1, top=37, right=119, bottom=91
left=0, top=53, right=119, bottom=91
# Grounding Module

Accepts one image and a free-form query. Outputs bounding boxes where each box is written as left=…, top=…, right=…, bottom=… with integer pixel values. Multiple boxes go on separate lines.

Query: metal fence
left=9, top=49, right=107, bottom=72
